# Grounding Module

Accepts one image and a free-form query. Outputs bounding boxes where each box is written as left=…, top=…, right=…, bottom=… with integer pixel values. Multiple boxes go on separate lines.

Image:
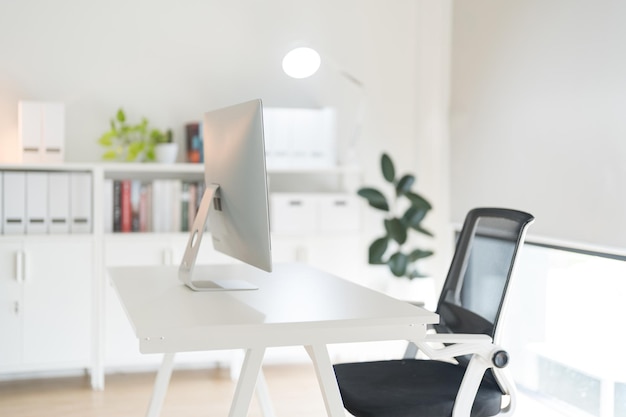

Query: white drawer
left=318, top=194, right=361, bottom=233
left=270, top=194, right=317, bottom=234
left=270, top=193, right=361, bottom=235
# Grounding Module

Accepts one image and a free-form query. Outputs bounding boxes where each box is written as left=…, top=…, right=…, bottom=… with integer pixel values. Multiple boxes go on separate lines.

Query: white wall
left=450, top=0, right=626, bottom=251
left=0, top=0, right=456, bottom=287
left=0, top=0, right=420, bottom=175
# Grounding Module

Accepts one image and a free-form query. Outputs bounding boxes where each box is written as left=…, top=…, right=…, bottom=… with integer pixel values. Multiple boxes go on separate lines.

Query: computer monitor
left=179, top=99, right=272, bottom=291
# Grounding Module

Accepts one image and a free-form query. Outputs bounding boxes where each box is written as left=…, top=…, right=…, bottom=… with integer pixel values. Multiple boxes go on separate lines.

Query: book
left=113, top=180, right=122, bottom=232
left=120, top=180, right=132, bottom=233
left=181, top=182, right=190, bottom=232
left=130, top=180, right=141, bottom=232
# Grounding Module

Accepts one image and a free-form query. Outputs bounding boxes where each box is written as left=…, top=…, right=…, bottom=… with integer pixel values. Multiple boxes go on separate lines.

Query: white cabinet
left=0, top=238, right=92, bottom=373
left=0, top=163, right=365, bottom=387
left=0, top=241, right=22, bottom=369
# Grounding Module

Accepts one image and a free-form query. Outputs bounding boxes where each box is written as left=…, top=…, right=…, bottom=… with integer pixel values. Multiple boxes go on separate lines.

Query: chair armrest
left=414, top=333, right=494, bottom=361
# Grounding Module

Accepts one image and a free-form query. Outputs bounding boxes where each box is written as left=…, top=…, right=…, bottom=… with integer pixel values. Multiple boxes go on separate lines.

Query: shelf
left=98, top=163, right=204, bottom=182
left=1, top=162, right=361, bottom=179
left=0, top=161, right=364, bottom=388
left=0, top=233, right=93, bottom=242
left=0, top=162, right=94, bottom=173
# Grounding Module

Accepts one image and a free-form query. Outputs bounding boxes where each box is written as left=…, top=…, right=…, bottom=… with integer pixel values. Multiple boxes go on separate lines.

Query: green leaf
left=381, top=153, right=395, bottom=183
left=98, top=132, right=114, bottom=146
left=411, top=224, right=434, bottom=237
left=406, top=192, right=432, bottom=210
left=102, top=150, right=118, bottom=160
left=408, top=248, right=434, bottom=261
left=403, top=206, right=427, bottom=228
left=357, top=187, right=389, bottom=211
left=145, top=148, right=156, bottom=162
left=384, top=218, right=407, bottom=244
left=150, top=128, right=166, bottom=144
left=396, top=174, right=415, bottom=196
left=116, top=108, right=126, bottom=123
left=136, top=118, right=148, bottom=134
left=388, top=252, right=408, bottom=277
left=126, top=141, right=145, bottom=161
left=368, top=237, right=388, bottom=264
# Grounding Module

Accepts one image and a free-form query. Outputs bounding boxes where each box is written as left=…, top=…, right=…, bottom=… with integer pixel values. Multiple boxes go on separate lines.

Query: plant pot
left=155, top=143, right=178, bottom=164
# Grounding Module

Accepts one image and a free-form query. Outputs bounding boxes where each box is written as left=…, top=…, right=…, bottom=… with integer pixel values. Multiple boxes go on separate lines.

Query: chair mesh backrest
left=435, top=208, right=534, bottom=347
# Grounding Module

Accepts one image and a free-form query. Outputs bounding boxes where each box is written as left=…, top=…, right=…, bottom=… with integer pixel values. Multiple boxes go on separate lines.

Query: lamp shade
left=282, top=47, right=321, bottom=79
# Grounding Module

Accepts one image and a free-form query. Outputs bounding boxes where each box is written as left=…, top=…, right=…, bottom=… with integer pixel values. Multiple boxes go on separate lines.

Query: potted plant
left=153, top=128, right=179, bottom=163
left=357, top=153, right=434, bottom=279
left=98, top=108, right=170, bottom=162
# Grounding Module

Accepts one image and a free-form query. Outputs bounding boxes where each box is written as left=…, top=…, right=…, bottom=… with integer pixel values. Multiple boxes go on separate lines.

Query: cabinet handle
left=15, top=251, right=25, bottom=283
left=14, top=301, right=20, bottom=315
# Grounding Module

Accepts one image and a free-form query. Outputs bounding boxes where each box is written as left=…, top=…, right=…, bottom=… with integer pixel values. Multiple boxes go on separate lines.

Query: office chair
left=333, top=207, right=534, bottom=417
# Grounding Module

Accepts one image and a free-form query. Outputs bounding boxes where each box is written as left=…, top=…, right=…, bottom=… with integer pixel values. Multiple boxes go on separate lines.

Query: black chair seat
left=333, top=359, right=503, bottom=417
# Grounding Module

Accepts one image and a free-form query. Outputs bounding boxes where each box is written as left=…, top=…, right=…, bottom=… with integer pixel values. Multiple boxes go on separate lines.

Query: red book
left=120, top=180, right=132, bottom=233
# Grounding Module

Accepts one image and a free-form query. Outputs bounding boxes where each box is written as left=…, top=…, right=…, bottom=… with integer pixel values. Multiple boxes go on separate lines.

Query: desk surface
left=108, top=263, right=439, bottom=354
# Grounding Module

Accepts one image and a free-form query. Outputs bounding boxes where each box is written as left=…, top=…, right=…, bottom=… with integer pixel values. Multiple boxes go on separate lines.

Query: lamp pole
left=282, top=47, right=366, bottom=167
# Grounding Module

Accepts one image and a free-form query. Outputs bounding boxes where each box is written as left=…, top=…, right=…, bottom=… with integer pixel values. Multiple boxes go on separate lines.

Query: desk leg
left=255, top=369, right=277, bottom=417
left=228, top=348, right=266, bottom=417
left=146, top=352, right=176, bottom=417
left=305, top=344, right=345, bottom=417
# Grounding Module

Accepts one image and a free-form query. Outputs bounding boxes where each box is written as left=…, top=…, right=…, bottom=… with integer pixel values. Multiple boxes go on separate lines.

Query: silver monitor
left=179, top=99, right=272, bottom=291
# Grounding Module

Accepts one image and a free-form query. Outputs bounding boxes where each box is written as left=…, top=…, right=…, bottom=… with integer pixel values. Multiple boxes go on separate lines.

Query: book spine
left=139, top=183, right=148, bottom=232
left=130, top=180, right=141, bottom=232
left=181, top=182, right=190, bottom=232
left=121, top=180, right=132, bottom=233
left=113, top=180, right=122, bottom=232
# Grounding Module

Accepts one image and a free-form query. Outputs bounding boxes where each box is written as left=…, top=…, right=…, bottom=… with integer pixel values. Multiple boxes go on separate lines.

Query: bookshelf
left=0, top=162, right=363, bottom=389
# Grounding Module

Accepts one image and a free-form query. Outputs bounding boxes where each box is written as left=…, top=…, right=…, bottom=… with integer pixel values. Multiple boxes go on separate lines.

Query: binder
left=42, top=103, right=65, bottom=163
left=18, top=101, right=42, bottom=163
left=48, top=172, right=71, bottom=234
left=70, top=172, right=92, bottom=234
left=103, top=179, right=113, bottom=233
left=18, top=101, right=65, bottom=163
left=3, top=171, right=26, bottom=234
left=26, top=172, right=49, bottom=234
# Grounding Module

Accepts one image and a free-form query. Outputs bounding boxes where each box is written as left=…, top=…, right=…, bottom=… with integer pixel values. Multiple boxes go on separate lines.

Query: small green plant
left=98, top=108, right=170, bottom=162
left=357, top=153, right=434, bottom=279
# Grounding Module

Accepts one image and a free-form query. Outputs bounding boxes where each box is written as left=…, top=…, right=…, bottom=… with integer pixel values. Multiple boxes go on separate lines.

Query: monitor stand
left=178, top=184, right=258, bottom=291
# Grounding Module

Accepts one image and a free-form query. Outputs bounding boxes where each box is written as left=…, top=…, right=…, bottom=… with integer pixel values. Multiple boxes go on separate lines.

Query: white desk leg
left=146, top=352, right=176, bottom=417
left=305, top=344, right=345, bottom=417
left=255, top=369, right=277, bottom=417
left=228, top=348, right=266, bottom=417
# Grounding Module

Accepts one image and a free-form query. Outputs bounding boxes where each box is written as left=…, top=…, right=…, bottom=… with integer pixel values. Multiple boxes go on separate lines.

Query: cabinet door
left=104, top=237, right=171, bottom=368
left=0, top=242, right=23, bottom=369
left=21, top=240, right=92, bottom=367
left=105, top=237, right=174, bottom=267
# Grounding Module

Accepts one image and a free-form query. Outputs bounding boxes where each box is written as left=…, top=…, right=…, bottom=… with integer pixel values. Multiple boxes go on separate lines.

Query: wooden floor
left=0, top=363, right=575, bottom=417
left=0, top=364, right=331, bottom=417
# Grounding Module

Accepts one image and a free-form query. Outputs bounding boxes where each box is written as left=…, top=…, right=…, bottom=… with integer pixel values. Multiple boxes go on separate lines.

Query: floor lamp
left=282, top=47, right=366, bottom=166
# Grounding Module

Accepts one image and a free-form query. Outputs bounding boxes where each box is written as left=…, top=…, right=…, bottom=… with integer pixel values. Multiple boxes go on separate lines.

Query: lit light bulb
left=282, top=47, right=321, bottom=79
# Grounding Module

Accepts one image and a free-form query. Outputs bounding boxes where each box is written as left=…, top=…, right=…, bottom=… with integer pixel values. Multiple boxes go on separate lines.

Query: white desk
left=108, top=262, right=438, bottom=417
